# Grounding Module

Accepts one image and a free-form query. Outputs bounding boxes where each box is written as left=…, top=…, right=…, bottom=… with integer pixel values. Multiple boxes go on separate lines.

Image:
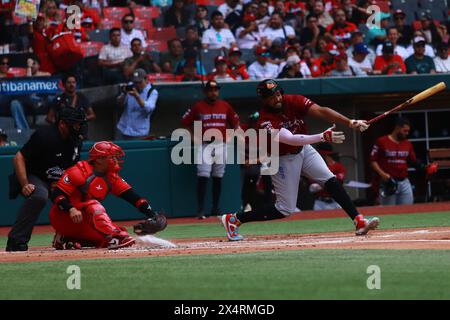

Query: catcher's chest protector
left=75, top=162, right=112, bottom=201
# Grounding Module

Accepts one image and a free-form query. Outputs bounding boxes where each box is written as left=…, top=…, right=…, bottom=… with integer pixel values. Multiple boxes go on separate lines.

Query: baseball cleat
left=221, top=213, right=244, bottom=241
left=108, top=235, right=136, bottom=250
left=52, top=233, right=82, bottom=250
left=354, top=215, right=380, bottom=236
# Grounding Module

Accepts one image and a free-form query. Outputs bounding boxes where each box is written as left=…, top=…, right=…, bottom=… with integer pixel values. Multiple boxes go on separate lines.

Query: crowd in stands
left=1, top=0, right=450, bottom=87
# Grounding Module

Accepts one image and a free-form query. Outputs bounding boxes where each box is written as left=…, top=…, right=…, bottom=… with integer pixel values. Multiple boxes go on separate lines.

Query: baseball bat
left=367, top=82, right=446, bottom=125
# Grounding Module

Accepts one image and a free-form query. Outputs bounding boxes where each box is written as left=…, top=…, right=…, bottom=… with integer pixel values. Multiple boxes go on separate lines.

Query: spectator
left=255, top=0, right=271, bottom=27
left=349, top=0, right=372, bottom=25
left=260, top=12, right=296, bottom=46
left=116, top=69, right=158, bottom=140
left=417, top=10, right=442, bottom=46
left=218, top=0, right=243, bottom=32
left=301, top=46, right=321, bottom=77
left=312, top=0, right=334, bottom=28
left=325, top=8, right=358, bottom=46
left=227, top=47, right=250, bottom=80
left=277, top=55, right=304, bottom=79
left=120, top=14, right=147, bottom=49
left=248, top=46, right=279, bottom=80
left=160, top=38, right=185, bottom=74
left=42, top=0, right=63, bottom=37
left=47, top=74, right=96, bottom=124
left=202, top=11, right=236, bottom=50
left=267, top=38, right=287, bottom=65
left=346, top=31, right=376, bottom=65
left=175, top=48, right=206, bottom=77
left=0, top=0, right=14, bottom=47
left=182, top=25, right=202, bottom=51
left=373, top=41, right=406, bottom=75
left=235, top=13, right=265, bottom=49
left=26, top=57, right=51, bottom=77
left=209, top=56, right=235, bottom=81
left=366, top=12, right=390, bottom=47
left=299, top=14, right=326, bottom=48
left=123, top=38, right=161, bottom=80
left=0, top=56, right=30, bottom=129
left=99, top=28, right=133, bottom=84
left=434, top=42, right=450, bottom=73
left=178, top=61, right=203, bottom=82
left=329, top=53, right=366, bottom=77
left=164, top=0, right=191, bottom=28
left=405, top=36, right=436, bottom=74
left=348, top=43, right=372, bottom=75
left=277, top=46, right=312, bottom=77
left=280, top=0, right=303, bottom=34
left=28, top=13, right=56, bottom=75
left=405, top=31, right=436, bottom=58
left=317, top=42, right=340, bottom=77
left=375, top=27, right=409, bottom=61
left=0, top=128, right=7, bottom=147
left=194, top=5, right=210, bottom=37
left=392, top=9, right=414, bottom=48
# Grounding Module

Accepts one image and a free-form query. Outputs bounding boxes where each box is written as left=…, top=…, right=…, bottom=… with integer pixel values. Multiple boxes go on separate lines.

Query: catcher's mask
left=89, top=141, right=125, bottom=173
left=57, top=107, right=88, bottom=144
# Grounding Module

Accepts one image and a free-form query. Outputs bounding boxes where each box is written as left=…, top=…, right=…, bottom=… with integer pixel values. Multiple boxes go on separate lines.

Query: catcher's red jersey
left=258, top=94, right=315, bottom=155
left=57, top=160, right=131, bottom=208
left=370, top=135, right=416, bottom=179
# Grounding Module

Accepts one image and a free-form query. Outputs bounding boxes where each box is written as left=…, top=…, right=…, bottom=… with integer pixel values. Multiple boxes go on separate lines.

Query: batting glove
left=349, top=119, right=370, bottom=132
left=321, top=124, right=345, bottom=144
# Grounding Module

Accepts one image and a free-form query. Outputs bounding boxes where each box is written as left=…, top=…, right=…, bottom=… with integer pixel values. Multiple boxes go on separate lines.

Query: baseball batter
left=221, top=79, right=380, bottom=241
left=49, top=141, right=166, bottom=250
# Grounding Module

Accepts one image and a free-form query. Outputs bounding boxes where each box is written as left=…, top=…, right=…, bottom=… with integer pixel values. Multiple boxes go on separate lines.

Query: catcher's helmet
left=256, top=79, right=284, bottom=99
left=89, top=141, right=125, bottom=173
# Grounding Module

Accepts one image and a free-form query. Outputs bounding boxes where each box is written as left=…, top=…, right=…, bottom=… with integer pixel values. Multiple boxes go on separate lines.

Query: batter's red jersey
left=258, top=94, right=315, bottom=156
left=370, top=135, right=416, bottom=179
left=317, top=162, right=346, bottom=198
left=56, top=161, right=131, bottom=208
left=181, top=99, right=240, bottom=138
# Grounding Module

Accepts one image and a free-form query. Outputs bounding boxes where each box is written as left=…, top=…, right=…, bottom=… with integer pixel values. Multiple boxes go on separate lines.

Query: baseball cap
left=82, top=17, right=93, bottom=24
left=204, top=80, right=221, bottom=90
left=286, top=55, right=301, bottom=67
left=256, top=46, right=269, bottom=56
left=272, top=37, right=285, bottom=47
left=214, top=55, right=227, bottom=65
left=393, top=9, right=405, bottom=17
left=229, top=47, right=241, bottom=56
left=243, top=13, right=256, bottom=23
left=382, top=41, right=394, bottom=54
left=131, top=68, right=147, bottom=82
left=413, top=36, right=426, bottom=45
left=354, top=43, right=369, bottom=54
left=326, top=43, right=339, bottom=55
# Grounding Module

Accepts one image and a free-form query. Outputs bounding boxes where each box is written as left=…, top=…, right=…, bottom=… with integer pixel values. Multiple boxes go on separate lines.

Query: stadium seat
left=199, top=48, right=224, bottom=73
left=133, top=6, right=161, bottom=20
left=88, top=29, right=111, bottom=43
left=196, top=0, right=225, bottom=5
left=206, top=5, right=219, bottom=19
left=6, top=67, right=27, bottom=77
left=102, top=7, right=131, bottom=20
left=99, top=19, right=121, bottom=29
left=419, top=0, right=448, bottom=21
left=134, top=18, right=153, bottom=35
left=148, top=51, right=161, bottom=64
left=147, top=27, right=177, bottom=42
left=0, top=117, right=15, bottom=130
left=176, top=26, right=187, bottom=39
left=146, top=39, right=168, bottom=52
left=391, top=0, right=419, bottom=24
left=240, top=48, right=256, bottom=66
left=373, top=0, right=390, bottom=13
left=147, top=73, right=176, bottom=83
left=4, top=128, right=35, bottom=146
left=78, top=41, right=104, bottom=57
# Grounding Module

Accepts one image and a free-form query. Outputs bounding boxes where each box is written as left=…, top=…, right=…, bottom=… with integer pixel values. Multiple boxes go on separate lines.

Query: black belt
left=393, top=177, right=406, bottom=182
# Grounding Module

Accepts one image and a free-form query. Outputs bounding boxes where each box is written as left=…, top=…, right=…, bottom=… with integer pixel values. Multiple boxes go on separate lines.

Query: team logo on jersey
left=282, top=119, right=305, bottom=134
left=96, top=184, right=103, bottom=191
left=63, top=175, right=70, bottom=184
left=266, top=82, right=275, bottom=89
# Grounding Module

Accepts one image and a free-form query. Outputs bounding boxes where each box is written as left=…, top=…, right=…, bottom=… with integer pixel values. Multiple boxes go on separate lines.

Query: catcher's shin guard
left=85, top=202, right=127, bottom=238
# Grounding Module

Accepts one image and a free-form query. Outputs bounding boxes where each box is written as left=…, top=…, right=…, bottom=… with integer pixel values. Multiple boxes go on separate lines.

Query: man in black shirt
left=299, top=14, right=325, bottom=48
left=46, top=74, right=96, bottom=124
left=6, top=107, right=87, bottom=252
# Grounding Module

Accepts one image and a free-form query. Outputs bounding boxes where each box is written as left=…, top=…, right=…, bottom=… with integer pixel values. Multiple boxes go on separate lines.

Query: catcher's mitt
left=381, top=178, right=398, bottom=197
left=133, top=214, right=167, bottom=235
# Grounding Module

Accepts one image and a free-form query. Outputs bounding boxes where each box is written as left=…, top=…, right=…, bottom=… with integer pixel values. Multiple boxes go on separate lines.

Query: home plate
left=135, top=235, right=177, bottom=248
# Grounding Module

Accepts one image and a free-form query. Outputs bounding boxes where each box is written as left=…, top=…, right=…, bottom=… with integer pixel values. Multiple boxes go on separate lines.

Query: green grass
left=2, top=250, right=450, bottom=299
left=2, top=210, right=450, bottom=248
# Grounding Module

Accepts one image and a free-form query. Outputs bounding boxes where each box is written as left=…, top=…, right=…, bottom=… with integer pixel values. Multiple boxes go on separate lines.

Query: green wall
left=0, top=140, right=242, bottom=226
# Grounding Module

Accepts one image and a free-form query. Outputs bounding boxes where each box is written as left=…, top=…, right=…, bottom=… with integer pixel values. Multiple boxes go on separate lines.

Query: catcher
left=49, top=141, right=167, bottom=250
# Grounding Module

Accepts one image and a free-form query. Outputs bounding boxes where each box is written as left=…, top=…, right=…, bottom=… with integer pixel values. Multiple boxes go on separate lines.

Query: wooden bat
left=367, top=82, right=447, bottom=125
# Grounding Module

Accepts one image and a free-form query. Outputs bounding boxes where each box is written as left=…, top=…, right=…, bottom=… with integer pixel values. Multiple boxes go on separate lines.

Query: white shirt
left=99, top=44, right=133, bottom=64
left=235, top=26, right=261, bottom=49
left=202, top=28, right=236, bottom=49
left=346, top=46, right=376, bottom=65
left=375, top=44, right=409, bottom=60
left=260, top=25, right=295, bottom=42
left=121, top=29, right=147, bottom=48
left=248, top=61, right=279, bottom=80
left=277, top=61, right=312, bottom=78
left=406, top=44, right=435, bottom=58
left=433, top=56, right=450, bottom=73
left=348, top=56, right=373, bottom=73
left=217, top=3, right=243, bottom=18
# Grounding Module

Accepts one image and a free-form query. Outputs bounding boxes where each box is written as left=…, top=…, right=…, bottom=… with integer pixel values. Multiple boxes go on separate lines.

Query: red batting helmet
left=89, top=141, right=125, bottom=173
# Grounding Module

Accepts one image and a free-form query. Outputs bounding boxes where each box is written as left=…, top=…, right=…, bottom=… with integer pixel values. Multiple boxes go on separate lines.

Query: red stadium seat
left=102, top=7, right=131, bottom=20
left=373, top=0, right=390, bottom=13
left=134, top=18, right=153, bottom=34
left=6, top=67, right=27, bottom=77
left=100, top=19, right=122, bottom=29
left=133, top=6, right=161, bottom=19
left=145, top=39, right=168, bottom=52
left=78, top=41, right=104, bottom=57
left=147, top=73, right=176, bottom=83
left=196, top=0, right=225, bottom=5
left=147, top=27, right=177, bottom=42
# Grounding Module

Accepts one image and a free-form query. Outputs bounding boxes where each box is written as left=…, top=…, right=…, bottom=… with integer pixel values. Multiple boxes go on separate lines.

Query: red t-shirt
left=57, top=161, right=131, bottom=209
left=258, top=94, right=315, bottom=156
left=182, top=99, right=240, bottom=139
left=326, top=22, right=358, bottom=44
left=370, top=135, right=416, bottom=179
left=31, top=29, right=56, bottom=74
left=373, top=55, right=406, bottom=75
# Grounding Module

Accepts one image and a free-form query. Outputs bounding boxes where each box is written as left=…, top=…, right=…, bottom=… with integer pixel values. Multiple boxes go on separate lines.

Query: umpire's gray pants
left=8, top=175, right=50, bottom=244
left=379, top=178, right=414, bottom=206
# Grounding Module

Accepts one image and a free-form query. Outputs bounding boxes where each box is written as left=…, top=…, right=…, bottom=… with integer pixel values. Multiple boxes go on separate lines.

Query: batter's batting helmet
left=256, top=79, right=284, bottom=99
left=89, top=141, right=125, bottom=172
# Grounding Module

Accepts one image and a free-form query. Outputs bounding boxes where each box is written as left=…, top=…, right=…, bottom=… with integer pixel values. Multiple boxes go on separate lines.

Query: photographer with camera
left=116, top=69, right=158, bottom=140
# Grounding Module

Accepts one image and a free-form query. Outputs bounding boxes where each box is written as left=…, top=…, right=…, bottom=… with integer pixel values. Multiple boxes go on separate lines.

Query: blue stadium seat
left=149, top=50, right=161, bottom=64
left=199, top=48, right=224, bottom=73
left=0, top=117, right=15, bottom=130
left=87, top=29, right=110, bottom=44
left=239, top=48, right=256, bottom=66
left=391, top=0, right=419, bottom=24
left=4, top=128, right=35, bottom=146
left=419, top=0, right=448, bottom=21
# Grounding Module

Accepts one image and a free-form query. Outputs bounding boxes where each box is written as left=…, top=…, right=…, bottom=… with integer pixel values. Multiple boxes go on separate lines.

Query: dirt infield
left=2, top=226, right=450, bottom=264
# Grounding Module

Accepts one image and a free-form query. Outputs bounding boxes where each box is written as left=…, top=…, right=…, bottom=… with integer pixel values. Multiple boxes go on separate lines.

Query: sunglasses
left=123, top=20, right=134, bottom=24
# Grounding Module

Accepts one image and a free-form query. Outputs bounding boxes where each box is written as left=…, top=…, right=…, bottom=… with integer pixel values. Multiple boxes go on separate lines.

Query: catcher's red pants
left=49, top=200, right=129, bottom=248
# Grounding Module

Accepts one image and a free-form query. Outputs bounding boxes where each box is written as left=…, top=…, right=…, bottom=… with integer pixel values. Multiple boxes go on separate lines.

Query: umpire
left=6, top=107, right=87, bottom=252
